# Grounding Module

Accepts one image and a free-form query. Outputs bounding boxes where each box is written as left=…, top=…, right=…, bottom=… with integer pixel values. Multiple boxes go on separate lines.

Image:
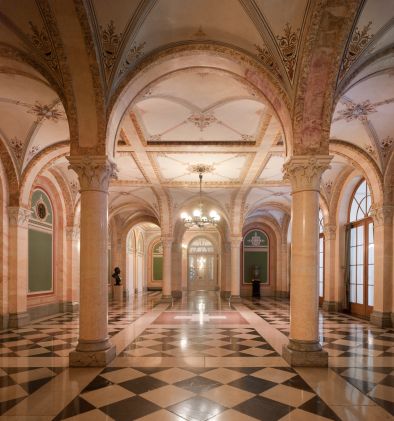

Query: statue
left=112, top=267, right=122, bottom=286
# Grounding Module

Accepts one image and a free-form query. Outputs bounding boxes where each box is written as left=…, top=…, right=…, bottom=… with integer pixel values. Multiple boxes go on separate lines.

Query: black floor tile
left=82, top=375, right=113, bottom=393
left=282, top=375, right=315, bottom=392
left=52, top=396, right=95, bottom=421
left=228, top=375, right=276, bottom=394
left=101, top=395, right=161, bottom=421
left=299, top=395, right=341, bottom=420
left=20, top=377, right=53, bottom=394
left=119, top=376, right=167, bottom=394
left=167, top=396, right=226, bottom=421
left=234, top=395, right=293, bottom=421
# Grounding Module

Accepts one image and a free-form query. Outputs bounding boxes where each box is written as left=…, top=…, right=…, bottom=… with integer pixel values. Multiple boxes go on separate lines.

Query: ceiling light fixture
left=181, top=165, right=220, bottom=229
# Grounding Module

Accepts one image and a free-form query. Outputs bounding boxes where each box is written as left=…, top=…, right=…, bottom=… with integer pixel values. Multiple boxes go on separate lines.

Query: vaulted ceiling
left=0, top=0, right=393, bottom=231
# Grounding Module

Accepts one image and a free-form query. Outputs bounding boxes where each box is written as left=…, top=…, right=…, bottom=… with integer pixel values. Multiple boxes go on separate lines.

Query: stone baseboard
left=8, top=312, right=30, bottom=328
left=0, top=314, right=9, bottom=330
left=172, top=290, right=182, bottom=298
left=160, top=295, right=173, bottom=303
left=63, top=301, right=79, bottom=313
left=69, top=344, right=116, bottom=367
left=322, top=300, right=341, bottom=312
left=229, top=295, right=242, bottom=303
left=370, top=311, right=392, bottom=328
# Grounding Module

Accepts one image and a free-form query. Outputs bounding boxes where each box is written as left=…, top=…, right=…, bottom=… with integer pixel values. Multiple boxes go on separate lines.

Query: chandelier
left=181, top=165, right=220, bottom=229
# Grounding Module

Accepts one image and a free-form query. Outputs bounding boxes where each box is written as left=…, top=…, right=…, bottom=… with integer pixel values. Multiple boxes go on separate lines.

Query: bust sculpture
left=112, top=267, right=122, bottom=286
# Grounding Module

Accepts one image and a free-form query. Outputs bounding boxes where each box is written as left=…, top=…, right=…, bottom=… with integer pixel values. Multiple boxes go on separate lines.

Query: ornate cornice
left=67, top=156, right=117, bottom=192
left=8, top=206, right=31, bottom=227
left=283, top=155, right=332, bottom=193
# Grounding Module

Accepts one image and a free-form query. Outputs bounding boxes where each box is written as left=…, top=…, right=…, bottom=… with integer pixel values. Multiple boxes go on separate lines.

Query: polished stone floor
left=0, top=291, right=393, bottom=420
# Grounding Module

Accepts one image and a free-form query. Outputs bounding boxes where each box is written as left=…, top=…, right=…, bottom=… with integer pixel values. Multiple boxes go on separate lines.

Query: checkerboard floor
left=52, top=366, right=340, bottom=421
left=120, top=327, right=279, bottom=358
left=245, top=297, right=394, bottom=416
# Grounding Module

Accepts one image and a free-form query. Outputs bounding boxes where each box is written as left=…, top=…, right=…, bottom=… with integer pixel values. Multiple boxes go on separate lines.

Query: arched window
left=348, top=179, right=374, bottom=317
left=28, top=188, right=53, bottom=294
left=243, top=230, right=269, bottom=285
left=318, top=209, right=324, bottom=305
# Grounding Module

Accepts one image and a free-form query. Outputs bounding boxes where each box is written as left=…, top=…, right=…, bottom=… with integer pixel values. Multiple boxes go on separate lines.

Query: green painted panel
left=244, top=230, right=268, bottom=248
left=243, top=251, right=269, bottom=284
left=153, top=256, right=163, bottom=281
left=28, top=229, right=52, bottom=292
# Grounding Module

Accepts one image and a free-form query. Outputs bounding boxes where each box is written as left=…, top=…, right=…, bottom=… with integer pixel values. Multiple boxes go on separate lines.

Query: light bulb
left=181, top=212, right=188, bottom=219
left=193, top=208, right=201, bottom=217
left=209, top=210, right=217, bottom=218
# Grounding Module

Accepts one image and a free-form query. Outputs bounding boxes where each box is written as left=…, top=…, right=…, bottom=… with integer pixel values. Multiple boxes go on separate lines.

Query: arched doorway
left=188, top=237, right=217, bottom=291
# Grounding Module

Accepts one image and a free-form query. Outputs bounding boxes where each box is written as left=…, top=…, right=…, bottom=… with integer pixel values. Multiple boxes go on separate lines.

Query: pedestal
left=113, top=285, right=123, bottom=301
left=282, top=339, right=328, bottom=367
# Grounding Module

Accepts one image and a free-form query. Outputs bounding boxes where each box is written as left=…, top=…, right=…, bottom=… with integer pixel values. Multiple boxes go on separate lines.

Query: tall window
left=318, top=209, right=324, bottom=304
left=348, top=180, right=374, bottom=317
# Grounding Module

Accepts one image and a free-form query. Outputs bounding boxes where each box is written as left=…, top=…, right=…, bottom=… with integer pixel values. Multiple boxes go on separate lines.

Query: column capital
left=8, top=206, right=31, bottom=228
left=67, top=155, right=117, bottom=192
left=371, top=205, right=393, bottom=227
left=283, top=155, right=332, bottom=193
left=66, top=226, right=80, bottom=241
left=161, top=236, right=174, bottom=248
left=230, top=236, right=243, bottom=247
left=323, top=224, right=336, bottom=240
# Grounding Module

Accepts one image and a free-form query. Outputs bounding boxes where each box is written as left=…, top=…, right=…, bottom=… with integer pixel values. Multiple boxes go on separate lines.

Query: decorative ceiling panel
left=152, top=152, right=250, bottom=183
left=116, top=153, right=146, bottom=181
left=257, top=155, right=285, bottom=181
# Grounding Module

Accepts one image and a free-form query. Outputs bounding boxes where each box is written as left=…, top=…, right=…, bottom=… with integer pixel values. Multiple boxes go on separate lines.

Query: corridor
left=0, top=292, right=393, bottom=420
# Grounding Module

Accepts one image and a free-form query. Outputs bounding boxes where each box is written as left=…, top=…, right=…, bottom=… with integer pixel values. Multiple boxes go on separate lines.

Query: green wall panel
left=243, top=251, right=268, bottom=284
left=28, top=229, right=53, bottom=292
left=153, top=256, right=163, bottom=281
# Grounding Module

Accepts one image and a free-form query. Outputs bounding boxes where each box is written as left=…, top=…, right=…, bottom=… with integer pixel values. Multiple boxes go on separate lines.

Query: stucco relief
left=67, top=156, right=117, bottom=192
left=283, top=155, right=332, bottom=192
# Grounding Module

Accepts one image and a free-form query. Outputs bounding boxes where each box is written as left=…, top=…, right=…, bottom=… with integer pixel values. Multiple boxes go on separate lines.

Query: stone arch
left=107, top=44, right=293, bottom=158
left=293, top=1, right=360, bottom=154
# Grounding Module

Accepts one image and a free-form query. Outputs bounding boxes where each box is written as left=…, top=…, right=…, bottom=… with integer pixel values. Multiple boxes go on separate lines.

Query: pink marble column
left=322, top=224, right=338, bottom=312
left=282, top=156, right=331, bottom=367
left=230, top=236, right=242, bottom=301
left=370, top=205, right=393, bottom=327
left=65, top=226, right=80, bottom=312
left=161, top=236, right=173, bottom=301
left=68, top=156, right=117, bottom=366
left=7, top=207, right=31, bottom=327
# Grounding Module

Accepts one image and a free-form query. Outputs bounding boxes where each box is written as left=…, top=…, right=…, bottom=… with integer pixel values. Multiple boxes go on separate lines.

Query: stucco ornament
left=67, top=156, right=118, bottom=191
left=283, top=155, right=332, bottom=193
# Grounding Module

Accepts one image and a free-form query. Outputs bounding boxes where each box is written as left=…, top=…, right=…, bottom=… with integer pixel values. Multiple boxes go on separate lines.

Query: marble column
left=65, top=226, right=80, bottom=312
left=282, top=155, right=331, bottom=367
left=370, top=205, right=393, bottom=327
left=230, top=236, right=242, bottom=301
left=7, top=207, right=31, bottom=327
left=322, top=224, right=339, bottom=312
left=68, top=156, right=117, bottom=367
left=279, top=241, right=289, bottom=297
left=161, top=236, right=173, bottom=301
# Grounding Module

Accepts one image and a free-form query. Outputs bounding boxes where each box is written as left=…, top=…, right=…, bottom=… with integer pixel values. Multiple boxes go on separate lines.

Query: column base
left=229, top=295, right=242, bottom=303
left=322, top=300, right=341, bottom=312
left=370, top=311, right=392, bottom=328
left=282, top=339, right=328, bottom=367
left=160, top=295, right=173, bottom=303
left=69, top=338, right=116, bottom=367
left=172, top=290, right=182, bottom=298
left=8, top=312, right=30, bottom=328
left=63, top=301, right=79, bottom=313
